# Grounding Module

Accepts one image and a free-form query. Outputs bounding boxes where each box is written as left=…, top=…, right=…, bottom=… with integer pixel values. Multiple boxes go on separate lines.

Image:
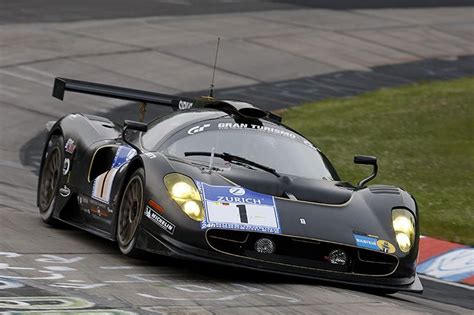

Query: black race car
left=37, top=77, right=422, bottom=293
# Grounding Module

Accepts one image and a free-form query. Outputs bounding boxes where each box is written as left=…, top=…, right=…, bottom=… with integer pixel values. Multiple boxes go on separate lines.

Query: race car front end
left=136, top=166, right=422, bottom=293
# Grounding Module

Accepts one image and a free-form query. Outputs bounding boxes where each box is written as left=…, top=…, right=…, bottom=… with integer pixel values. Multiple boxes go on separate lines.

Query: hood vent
left=369, top=185, right=400, bottom=195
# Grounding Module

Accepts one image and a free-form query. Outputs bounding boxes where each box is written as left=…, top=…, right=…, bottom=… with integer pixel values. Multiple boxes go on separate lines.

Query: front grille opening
left=353, top=250, right=398, bottom=275
left=208, top=229, right=249, bottom=243
left=207, top=229, right=398, bottom=276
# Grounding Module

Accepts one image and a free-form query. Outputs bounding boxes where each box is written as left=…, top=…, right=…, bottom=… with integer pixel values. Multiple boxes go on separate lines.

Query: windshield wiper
left=184, top=151, right=281, bottom=177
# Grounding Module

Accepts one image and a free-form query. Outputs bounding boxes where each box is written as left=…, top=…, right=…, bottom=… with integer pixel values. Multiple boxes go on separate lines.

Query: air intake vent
left=369, top=185, right=400, bottom=195
left=206, top=229, right=398, bottom=276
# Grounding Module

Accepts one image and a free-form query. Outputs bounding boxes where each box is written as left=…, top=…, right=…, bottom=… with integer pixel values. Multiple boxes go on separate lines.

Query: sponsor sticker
left=217, top=122, right=297, bottom=139
left=354, top=234, right=379, bottom=251
left=59, top=185, right=70, bottom=197
left=77, top=195, right=109, bottom=218
left=145, top=206, right=175, bottom=235
left=187, top=124, right=210, bottom=135
left=63, top=158, right=70, bottom=175
left=64, top=139, right=76, bottom=154
left=376, top=239, right=396, bottom=254
left=90, top=206, right=109, bottom=218
left=354, top=233, right=396, bottom=254
left=178, top=100, right=193, bottom=110
left=198, top=182, right=281, bottom=234
left=229, top=187, right=245, bottom=196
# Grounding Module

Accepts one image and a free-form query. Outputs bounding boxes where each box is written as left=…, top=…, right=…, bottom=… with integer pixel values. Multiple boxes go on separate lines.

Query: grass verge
left=283, top=77, right=474, bottom=245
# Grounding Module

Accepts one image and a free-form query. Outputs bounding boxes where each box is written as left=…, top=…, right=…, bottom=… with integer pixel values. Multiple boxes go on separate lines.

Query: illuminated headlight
left=164, top=173, right=204, bottom=221
left=392, top=209, right=415, bottom=253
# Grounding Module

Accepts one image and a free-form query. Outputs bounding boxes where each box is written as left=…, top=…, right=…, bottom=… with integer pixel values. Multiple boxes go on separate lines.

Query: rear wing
left=52, top=77, right=281, bottom=123
left=52, top=77, right=196, bottom=110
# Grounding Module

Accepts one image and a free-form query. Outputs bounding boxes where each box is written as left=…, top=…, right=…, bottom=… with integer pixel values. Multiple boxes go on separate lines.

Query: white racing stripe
left=92, top=168, right=118, bottom=204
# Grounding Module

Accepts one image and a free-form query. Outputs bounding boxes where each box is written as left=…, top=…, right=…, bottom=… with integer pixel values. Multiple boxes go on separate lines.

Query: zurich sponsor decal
left=229, top=187, right=245, bottom=196
left=354, top=234, right=379, bottom=251
left=202, top=184, right=274, bottom=206
left=197, top=182, right=280, bottom=234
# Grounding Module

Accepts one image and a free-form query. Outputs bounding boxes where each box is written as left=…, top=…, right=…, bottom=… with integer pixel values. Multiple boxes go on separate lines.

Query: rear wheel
left=38, top=135, right=63, bottom=226
left=116, top=168, right=145, bottom=256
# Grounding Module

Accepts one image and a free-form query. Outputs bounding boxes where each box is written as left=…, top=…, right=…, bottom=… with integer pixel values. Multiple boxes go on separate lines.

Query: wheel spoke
left=118, top=175, right=143, bottom=248
left=39, top=147, right=61, bottom=213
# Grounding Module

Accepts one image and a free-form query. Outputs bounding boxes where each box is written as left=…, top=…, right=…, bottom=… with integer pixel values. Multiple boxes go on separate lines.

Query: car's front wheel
left=38, top=134, right=64, bottom=226
left=116, top=168, right=145, bottom=256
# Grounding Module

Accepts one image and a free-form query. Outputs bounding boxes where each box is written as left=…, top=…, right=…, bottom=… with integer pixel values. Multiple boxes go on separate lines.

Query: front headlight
left=392, top=208, right=415, bottom=253
left=164, top=173, right=204, bottom=221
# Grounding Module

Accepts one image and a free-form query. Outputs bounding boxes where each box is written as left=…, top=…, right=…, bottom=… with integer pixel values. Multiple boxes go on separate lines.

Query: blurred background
left=0, top=1, right=473, bottom=314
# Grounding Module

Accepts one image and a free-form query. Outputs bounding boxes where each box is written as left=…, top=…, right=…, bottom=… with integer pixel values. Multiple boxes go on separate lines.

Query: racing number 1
left=236, top=204, right=248, bottom=223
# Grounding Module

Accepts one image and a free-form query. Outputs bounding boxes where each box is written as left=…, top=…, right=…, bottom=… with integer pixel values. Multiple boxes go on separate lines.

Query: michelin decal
left=145, top=206, right=175, bottom=234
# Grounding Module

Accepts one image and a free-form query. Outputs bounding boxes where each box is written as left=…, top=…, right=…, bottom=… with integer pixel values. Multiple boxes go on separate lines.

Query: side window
left=88, top=146, right=118, bottom=181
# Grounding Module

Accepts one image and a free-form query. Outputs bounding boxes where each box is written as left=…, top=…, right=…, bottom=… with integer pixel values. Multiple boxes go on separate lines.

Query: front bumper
left=137, top=227, right=423, bottom=293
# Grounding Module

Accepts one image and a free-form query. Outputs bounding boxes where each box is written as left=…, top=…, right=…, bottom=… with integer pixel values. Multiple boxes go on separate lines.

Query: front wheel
left=38, top=135, right=63, bottom=226
left=116, top=168, right=145, bottom=256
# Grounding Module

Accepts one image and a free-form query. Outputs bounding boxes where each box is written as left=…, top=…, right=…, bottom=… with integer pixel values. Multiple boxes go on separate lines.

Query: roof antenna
left=209, top=37, right=220, bottom=98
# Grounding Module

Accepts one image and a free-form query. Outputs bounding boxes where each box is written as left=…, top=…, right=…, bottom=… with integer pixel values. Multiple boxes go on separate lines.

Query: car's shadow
left=48, top=222, right=399, bottom=297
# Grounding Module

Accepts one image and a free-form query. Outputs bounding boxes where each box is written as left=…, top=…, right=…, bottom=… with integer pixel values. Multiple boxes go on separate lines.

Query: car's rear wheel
left=117, top=168, right=145, bottom=256
left=38, top=135, right=63, bottom=226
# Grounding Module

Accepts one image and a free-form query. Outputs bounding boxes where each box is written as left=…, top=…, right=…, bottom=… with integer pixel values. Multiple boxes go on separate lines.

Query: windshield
left=159, top=122, right=336, bottom=180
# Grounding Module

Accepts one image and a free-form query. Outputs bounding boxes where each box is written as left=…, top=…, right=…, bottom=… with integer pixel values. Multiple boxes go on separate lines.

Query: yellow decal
left=376, top=240, right=396, bottom=254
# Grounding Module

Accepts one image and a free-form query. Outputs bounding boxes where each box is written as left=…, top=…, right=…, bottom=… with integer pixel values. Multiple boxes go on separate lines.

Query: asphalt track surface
left=1, top=0, right=474, bottom=24
left=1, top=1, right=474, bottom=314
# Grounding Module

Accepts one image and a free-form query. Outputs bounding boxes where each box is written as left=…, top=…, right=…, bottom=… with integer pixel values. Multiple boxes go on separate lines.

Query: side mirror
left=354, top=155, right=377, bottom=188
left=122, top=120, right=148, bottom=153
left=124, top=120, right=148, bottom=132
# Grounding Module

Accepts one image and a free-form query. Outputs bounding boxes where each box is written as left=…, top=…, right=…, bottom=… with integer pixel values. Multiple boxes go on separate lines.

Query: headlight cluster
left=164, top=173, right=204, bottom=221
left=392, top=208, right=415, bottom=253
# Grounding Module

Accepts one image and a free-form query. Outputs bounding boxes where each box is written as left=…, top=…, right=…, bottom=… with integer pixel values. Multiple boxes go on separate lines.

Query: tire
left=116, top=168, right=145, bottom=257
left=38, top=134, right=64, bottom=226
